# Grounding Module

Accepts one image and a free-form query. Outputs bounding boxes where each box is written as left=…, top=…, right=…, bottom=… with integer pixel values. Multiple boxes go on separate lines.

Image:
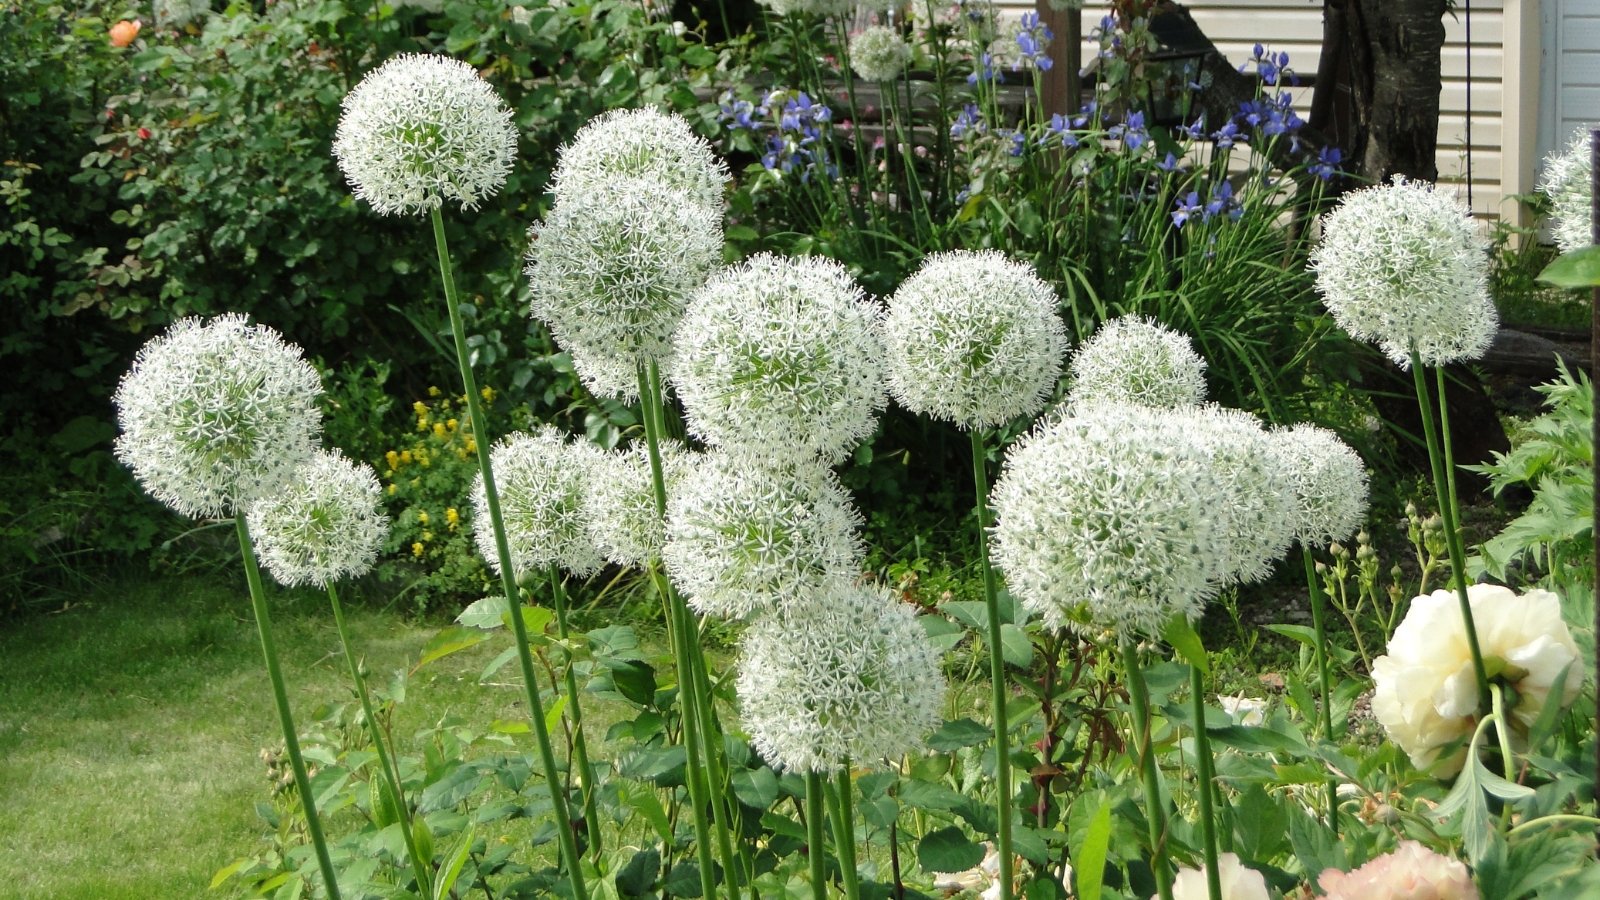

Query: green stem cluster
left=1120, top=637, right=1173, bottom=900
left=968, top=430, right=1014, bottom=900
left=1301, top=547, right=1340, bottom=832
left=547, top=568, right=603, bottom=860
left=1186, top=662, right=1221, bottom=900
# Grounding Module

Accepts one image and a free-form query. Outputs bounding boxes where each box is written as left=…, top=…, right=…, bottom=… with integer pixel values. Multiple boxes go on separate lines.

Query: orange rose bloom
left=109, top=20, right=141, bottom=48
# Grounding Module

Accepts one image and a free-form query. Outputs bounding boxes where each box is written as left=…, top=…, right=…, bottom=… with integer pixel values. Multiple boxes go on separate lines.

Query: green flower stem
left=1410, top=355, right=1490, bottom=707
left=968, top=429, right=1014, bottom=900
left=548, top=567, right=603, bottom=861
left=1301, top=547, right=1339, bottom=833
left=1120, top=637, right=1173, bottom=900
left=326, top=582, right=432, bottom=896
left=1186, top=661, right=1221, bottom=900
left=805, top=771, right=830, bottom=900
left=235, top=516, right=342, bottom=900
left=430, top=207, right=587, bottom=899
left=825, top=768, right=861, bottom=900
left=685, top=609, right=747, bottom=898
left=1506, top=814, right=1600, bottom=839
left=638, top=362, right=727, bottom=900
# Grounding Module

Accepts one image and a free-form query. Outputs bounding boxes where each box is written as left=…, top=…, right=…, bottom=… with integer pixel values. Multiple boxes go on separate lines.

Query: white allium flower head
left=672, top=253, right=887, bottom=465
left=114, top=314, right=323, bottom=520
left=1309, top=177, right=1497, bottom=368
left=989, top=402, right=1224, bottom=636
left=472, top=427, right=605, bottom=578
left=1066, top=315, right=1207, bottom=410
left=850, top=27, right=913, bottom=83
left=664, top=452, right=866, bottom=619
left=1270, top=424, right=1368, bottom=549
left=1372, top=584, right=1582, bottom=777
left=333, top=53, right=517, bottom=217
left=1537, top=125, right=1596, bottom=255
left=566, top=342, right=643, bottom=403
left=584, top=438, right=693, bottom=568
left=527, top=176, right=722, bottom=380
left=884, top=250, right=1068, bottom=430
left=246, top=450, right=390, bottom=588
left=1177, top=405, right=1296, bottom=587
left=738, top=582, right=946, bottom=773
left=551, top=108, right=729, bottom=215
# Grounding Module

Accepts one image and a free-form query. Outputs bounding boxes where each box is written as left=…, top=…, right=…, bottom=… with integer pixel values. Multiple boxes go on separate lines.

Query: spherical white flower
left=471, top=427, right=605, bottom=578
left=1177, top=405, right=1296, bottom=587
left=1171, top=853, right=1270, bottom=900
left=566, top=342, right=643, bottom=403
left=990, top=403, right=1224, bottom=637
left=672, top=253, right=887, bottom=465
left=883, top=250, right=1067, bottom=430
left=333, top=53, right=517, bottom=217
left=584, top=438, right=693, bottom=568
left=114, top=314, right=323, bottom=520
left=850, top=27, right=913, bottom=83
left=1372, top=584, right=1582, bottom=777
left=663, top=453, right=866, bottom=619
left=526, top=176, right=723, bottom=381
left=246, top=450, right=389, bottom=588
left=1066, top=315, right=1207, bottom=410
left=1318, top=841, right=1478, bottom=900
left=1537, top=125, right=1596, bottom=255
left=738, top=582, right=946, bottom=773
left=1310, top=177, right=1497, bottom=368
left=1270, top=424, right=1368, bottom=549
left=550, top=108, right=729, bottom=216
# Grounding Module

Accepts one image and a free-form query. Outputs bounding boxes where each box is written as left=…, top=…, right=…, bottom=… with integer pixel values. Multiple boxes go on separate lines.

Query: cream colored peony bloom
left=1169, top=853, right=1270, bottom=900
left=1319, top=841, right=1478, bottom=899
left=1372, top=584, right=1581, bottom=777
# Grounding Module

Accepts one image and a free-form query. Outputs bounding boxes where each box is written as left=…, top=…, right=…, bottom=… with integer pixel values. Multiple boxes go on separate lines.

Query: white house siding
left=993, top=0, right=1526, bottom=220
left=1538, top=0, right=1600, bottom=173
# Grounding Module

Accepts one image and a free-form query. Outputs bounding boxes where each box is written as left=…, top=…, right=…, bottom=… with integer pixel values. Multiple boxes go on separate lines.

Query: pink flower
left=1319, top=841, right=1478, bottom=899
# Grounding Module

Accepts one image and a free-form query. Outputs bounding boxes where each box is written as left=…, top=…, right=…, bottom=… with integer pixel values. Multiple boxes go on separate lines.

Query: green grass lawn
left=0, top=574, right=538, bottom=900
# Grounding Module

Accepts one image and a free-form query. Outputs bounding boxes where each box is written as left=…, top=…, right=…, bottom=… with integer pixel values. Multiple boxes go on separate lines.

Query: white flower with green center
left=551, top=108, right=729, bottom=216
left=247, top=450, right=390, bottom=588
left=990, top=402, right=1224, bottom=636
left=526, top=176, right=723, bottom=386
left=114, top=314, right=323, bottom=519
left=584, top=438, right=693, bottom=568
left=333, top=53, right=517, bottom=217
left=738, top=582, right=946, bottom=773
left=1177, top=405, right=1296, bottom=586
left=1270, top=424, right=1368, bottom=549
left=672, top=253, right=887, bottom=465
left=1537, top=125, right=1596, bottom=255
left=850, top=27, right=913, bottom=83
left=472, top=427, right=605, bottom=578
left=884, top=250, right=1067, bottom=430
left=1309, top=177, right=1497, bottom=368
left=663, top=453, right=865, bottom=619
left=1066, top=315, right=1206, bottom=410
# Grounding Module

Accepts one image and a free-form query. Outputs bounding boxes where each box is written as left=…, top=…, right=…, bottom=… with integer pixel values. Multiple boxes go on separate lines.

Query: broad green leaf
left=925, top=718, right=992, bottom=752
left=210, top=859, right=248, bottom=889
left=917, top=826, right=985, bottom=874
left=1162, top=614, right=1208, bottom=675
left=418, top=764, right=480, bottom=813
left=731, top=766, right=780, bottom=809
left=457, top=595, right=510, bottom=630
left=999, top=623, right=1034, bottom=668
left=616, top=847, right=661, bottom=897
left=417, top=626, right=488, bottom=669
left=1537, top=245, right=1600, bottom=288
left=1072, top=804, right=1112, bottom=900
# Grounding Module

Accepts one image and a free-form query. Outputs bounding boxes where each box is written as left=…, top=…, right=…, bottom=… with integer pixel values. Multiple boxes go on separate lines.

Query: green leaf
left=543, top=693, right=568, bottom=736
left=618, top=746, right=687, bottom=786
left=1071, top=804, right=1112, bottom=900
left=417, top=626, right=488, bottom=668
left=433, top=824, right=476, bottom=900
left=925, top=718, right=992, bottom=752
left=615, top=847, right=661, bottom=897
left=999, top=623, right=1034, bottom=668
left=919, top=616, right=965, bottom=652
left=600, top=658, right=658, bottom=707
left=210, top=858, right=249, bottom=889
left=917, top=826, right=985, bottom=874
left=731, top=766, right=780, bottom=809
left=1162, top=614, right=1208, bottom=675
left=896, top=780, right=967, bottom=813
left=1263, top=624, right=1318, bottom=646
left=418, top=764, right=481, bottom=813
left=457, top=595, right=510, bottom=630
left=1537, top=245, right=1600, bottom=288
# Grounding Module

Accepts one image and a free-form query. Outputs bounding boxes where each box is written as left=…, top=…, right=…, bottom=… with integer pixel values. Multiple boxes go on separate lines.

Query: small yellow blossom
left=446, top=418, right=458, bottom=431
left=413, top=400, right=428, bottom=415
left=428, top=385, right=442, bottom=397
left=387, top=483, right=397, bottom=495
left=464, top=438, right=477, bottom=454
left=417, top=510, right=430, bottom=525
left=421, top=530, right=434, bottom=542
left=480, top=386, right=496, bottom=404
left=433, top=422, right=447, bottom=439
left=446, top=507, right=460, bottom=530
left=399, top=450, right=413, bottom=464
left=385, top=449, right=400, bottom=468
left=412, top=542, right=425, bottom=558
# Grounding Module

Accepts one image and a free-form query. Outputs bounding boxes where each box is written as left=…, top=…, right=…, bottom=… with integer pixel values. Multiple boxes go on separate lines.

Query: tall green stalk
left=1120, top=637, right=1173, bottom=900
left=429, top=207, right=587, bottom=899
left=1410, top=355, right=1490, bottom=707
left=805, top=771, right=830, bottom=900
left=825, top=769, right=861, bottom=900
left=1301, top=548, right=1339, bottom=832
left=1186, top=662, right=1221, bottom=900
left=547, top=568, right=603, bottom=860
left=968, top=429, right=1014, bottom=900
left=326, top=582, right=433, bottom=896
left=235, top=516, right=343, bottom=900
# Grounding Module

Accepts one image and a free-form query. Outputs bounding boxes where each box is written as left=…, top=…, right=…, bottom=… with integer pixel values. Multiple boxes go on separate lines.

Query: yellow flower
left=413, top=400, right=429, bottom=415
left=428, top=385, right=442, bottom=397
left=446, top=507, right=460, bottom=529
left=385, top=450, right=400, bottom=467
left=411, top=542, right=425, bottom=557
left=387, top=483, right=397, bottom=496
left=433, top=422, right=447, bottom=439
left=446, top=418, right=458, bottom=431
left=399, top=450, right=413, bottom=464
left=480, top=386, right=496, bottom=404
left=417, top=510, right=430, bottom=525
left=464, top=438, right=477, bottom=454
left=421, top=530, right=434, bottom=542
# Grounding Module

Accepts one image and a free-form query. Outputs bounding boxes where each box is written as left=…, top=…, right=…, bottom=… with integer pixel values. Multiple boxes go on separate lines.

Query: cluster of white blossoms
left=247, top=450, right=390, bottom=588
left=1171, top=853, right=1270, bottom=900
left=1271, top=424, right=1369, bottom=549
left=584, top=438, right=692, bottom=568
left=333, top=54, right=517, bottom=217
left=849, top=26, right=913, bottom=83
left=737, top=582, right=945, bottom=773
left=1372, top=584, right=1581, bottom=777
left=1309, top=177, right=1497, bottom=369
left=472, top=427, right=605, bottom=579
left=1182, top=406, right=1296, bottom=587
left=883, top=250, right=1067, bottom=430
left=114, top=314, right=323, bottom=520
left=672, top=253, right=887, bottom=465
left=548, top=108, right=729, bottom=215
left=1538, top=125, right=1596, bottom=255
left=663, top=454, right=865, bottom=619
left=1066, top=315, right=1207, bottom=410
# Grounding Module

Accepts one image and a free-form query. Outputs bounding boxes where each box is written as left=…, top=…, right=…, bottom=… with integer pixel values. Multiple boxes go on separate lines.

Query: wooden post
left=1038, top=1, right=1082, bottom=116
